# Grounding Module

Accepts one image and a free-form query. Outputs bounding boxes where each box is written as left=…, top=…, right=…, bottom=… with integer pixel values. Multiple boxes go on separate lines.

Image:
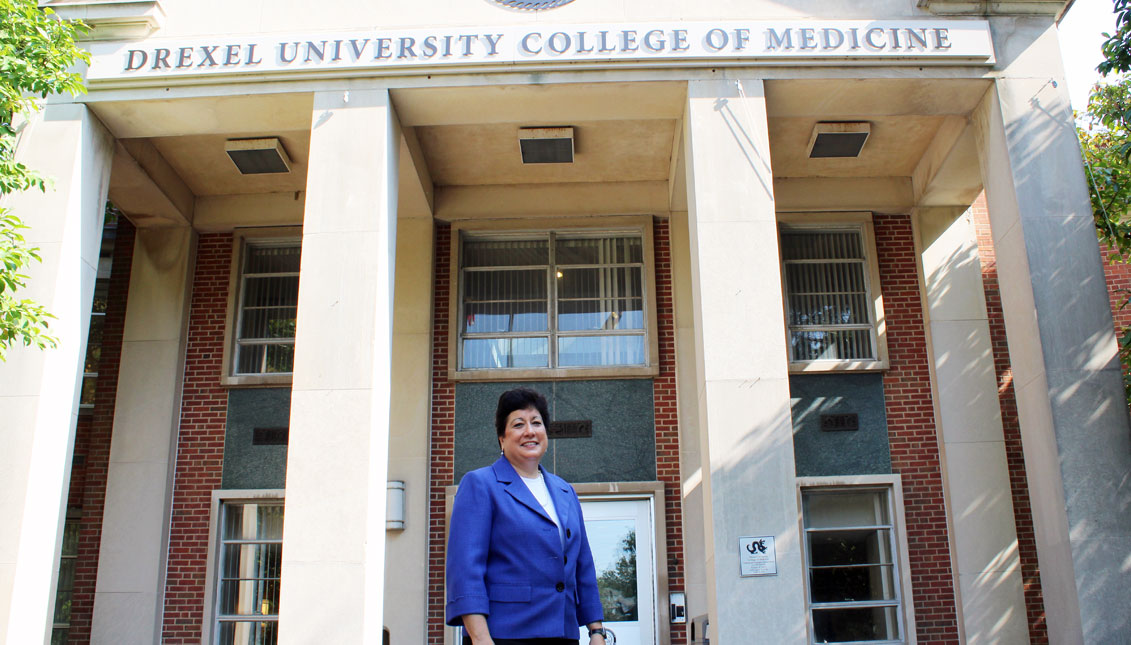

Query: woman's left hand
left=588, top=635, right=606, bottom=645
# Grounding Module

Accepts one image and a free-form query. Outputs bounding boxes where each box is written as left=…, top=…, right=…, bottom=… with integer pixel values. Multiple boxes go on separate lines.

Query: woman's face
left=499, top=406, right=548, bottom=464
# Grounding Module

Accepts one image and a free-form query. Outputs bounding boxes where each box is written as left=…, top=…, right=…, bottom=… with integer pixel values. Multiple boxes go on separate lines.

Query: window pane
left=463, top=238, right=548, bottom=267
left=557, top=267, right=643, bottom=300
left=92, top=278, right=110, bottom=314
left=243, top=276, right=300, bottom=308
left=219, top=575, right=281, bottom=616
left=558, top=335, right=645, bottom=367
left=589, top=520, right=638, bottom=622
left=61, top=521, right=80, bottom=556
left=84, top=314, right=105, bottom=372
left=556, top=236, right=642, bottom=265
left=240, top=308, right=298, bottom=340
left=462, top=337, right=549, bottom=369
left=810, top=564, right=897, bottom=603
left=809, top=529, right=893, bottom=567
left=464, top=269, right=547, bottom=302
left=781, top=230, right=864, bottom=261
left=217, top=620, right=278, bottom=645
left=785, top=264, right=868, bottom=326
left=223, top=504, right=284, bottom=541
left=803, top=490, right=890, bottom=528
left=50, top=628, right=67, bottom=645
left=790, top=329, right=873, bottom=361
left=245, top=245, right=300, bottom=274
left=236, top=345, right=264, bottom=374
left=464, top=301, right=547, bottom=333
left=80, top=376, right=98, bottom=406
left=812, top=606, right=899, bottom=642
left=558, top=299, right=644, bottom=331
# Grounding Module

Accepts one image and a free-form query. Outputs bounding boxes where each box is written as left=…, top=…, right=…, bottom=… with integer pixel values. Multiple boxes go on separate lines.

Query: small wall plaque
left=739, top=536, right=777, bottom=577
left=548, top=420, right=592, bottom=439
left=252, top=427, right=289, bottom=446
left=820, top=413, right=859, bottom=432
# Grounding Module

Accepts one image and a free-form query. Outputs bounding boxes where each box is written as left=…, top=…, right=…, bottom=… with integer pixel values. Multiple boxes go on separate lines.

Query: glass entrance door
left=578, top=498, right=656, bottom=645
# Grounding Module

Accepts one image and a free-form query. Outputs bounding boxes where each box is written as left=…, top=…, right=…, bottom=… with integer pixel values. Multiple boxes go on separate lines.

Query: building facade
left=2, top=0, right=1129, bottom=643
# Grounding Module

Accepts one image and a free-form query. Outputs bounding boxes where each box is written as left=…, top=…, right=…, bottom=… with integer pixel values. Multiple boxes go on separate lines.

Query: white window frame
left=448, top=216, right=659, bottom=381
left=796, top=475, right=917, bottom=645
left=778, top=212, right=888, bottom=373
left=201, top=489, right=286, bottom=645
left=222, top=227, right=302, bottom=386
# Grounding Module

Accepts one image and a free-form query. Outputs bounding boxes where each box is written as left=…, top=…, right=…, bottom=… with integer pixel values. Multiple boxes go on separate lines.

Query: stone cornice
left=41, top=1, right=164, bottom=41
left=918, top=0, right=1067, bottom=16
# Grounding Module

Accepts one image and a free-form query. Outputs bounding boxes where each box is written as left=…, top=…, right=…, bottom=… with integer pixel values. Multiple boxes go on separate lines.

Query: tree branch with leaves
left=0, top=0, right=88, bottom=359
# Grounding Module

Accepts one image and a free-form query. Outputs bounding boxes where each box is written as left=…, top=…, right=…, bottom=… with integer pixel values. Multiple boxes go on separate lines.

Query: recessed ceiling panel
left=417, top=119, right=676, bottom=186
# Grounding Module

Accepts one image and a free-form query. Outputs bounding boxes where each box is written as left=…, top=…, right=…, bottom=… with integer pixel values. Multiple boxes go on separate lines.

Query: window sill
left=222, top=373, right=294, bottom=387
left=788, top=359, right=887, bottom=374
left=449, top=364, right=658, bottom=382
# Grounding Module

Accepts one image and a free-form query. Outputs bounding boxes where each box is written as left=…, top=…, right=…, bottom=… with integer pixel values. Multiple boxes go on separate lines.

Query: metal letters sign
left=548, top=420, right=592, bottom=439
left=820, top=413, right=859, bottom=432
left=492, top=0, right=577, bottom=9
left=87, top=20, right=995, bottom=82
left=253, top=427, right=289, bottom=446
left=739, top=536, right=777, bottom=577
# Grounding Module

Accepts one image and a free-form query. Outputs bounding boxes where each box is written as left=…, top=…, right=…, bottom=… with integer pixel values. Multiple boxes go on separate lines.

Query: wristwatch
left=589, top=627, right=611, bottom=640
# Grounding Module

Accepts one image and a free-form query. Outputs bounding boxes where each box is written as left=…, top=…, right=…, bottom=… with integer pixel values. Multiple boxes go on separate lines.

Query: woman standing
left=446, top=387, right=610, bottom=645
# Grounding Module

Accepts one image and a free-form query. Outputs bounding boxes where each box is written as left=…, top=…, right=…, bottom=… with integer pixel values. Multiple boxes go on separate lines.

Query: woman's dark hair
left=495, top=387, right=550, bottom=438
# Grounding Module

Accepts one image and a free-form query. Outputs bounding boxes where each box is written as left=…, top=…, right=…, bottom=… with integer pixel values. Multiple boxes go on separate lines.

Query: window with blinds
left=459, top=231, right=647, bottom=371
left=233, top=242, right=300, bottom=376
left=781, top=226, right=878, bottom=364
left=802, top=488, right=906, bottom=644
left=215, top=501, right=283, bottom=645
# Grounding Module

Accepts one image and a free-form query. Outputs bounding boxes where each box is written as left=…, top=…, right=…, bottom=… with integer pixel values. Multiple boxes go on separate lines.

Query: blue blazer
left=446, top=456, right=604, bottom=639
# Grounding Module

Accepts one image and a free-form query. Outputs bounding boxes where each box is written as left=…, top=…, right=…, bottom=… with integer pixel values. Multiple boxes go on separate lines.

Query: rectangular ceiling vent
left=225, top=137, right=292, bottom=174
left=519, top=126, right=574, bottom=164
left=807, top=122, right=871, bottom=159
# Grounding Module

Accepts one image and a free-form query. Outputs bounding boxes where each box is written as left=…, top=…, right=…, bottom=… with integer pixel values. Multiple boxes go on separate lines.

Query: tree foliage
left=1079, top=77, right=1131, bottom=401
left=0, top=0, right=88, bottom=359
left=1100, top=0, right=1131, bottom=78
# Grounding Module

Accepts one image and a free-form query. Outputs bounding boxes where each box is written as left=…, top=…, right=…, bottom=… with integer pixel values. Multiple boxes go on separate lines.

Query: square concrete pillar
left=278, top=89, right=399, bottom=645
left=972, top=17, right=1131, bottom=644
left=90, top=225, right=195, bottom=644
left=916, top=207, right=1027, bottom=644
left=0, top=104, right=112, bottom=644
left=683, top=79, right=806, bottom=644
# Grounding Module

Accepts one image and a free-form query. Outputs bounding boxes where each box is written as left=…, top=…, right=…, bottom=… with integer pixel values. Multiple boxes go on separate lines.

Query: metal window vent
left=225, top=137, right=292, bottom=174
left=807, top=122, right=871, bottom=158
left=519, top=126, right=574, bottom=164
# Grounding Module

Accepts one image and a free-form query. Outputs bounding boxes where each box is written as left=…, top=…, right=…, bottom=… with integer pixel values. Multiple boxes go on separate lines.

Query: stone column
left=915, top=207, right=1027, bottom=643
left=90, top=226, right=194, bottom=644
left=0, top=104, right=113, bottom=643
left=278, top=89, right=399, bottom=645
left=683, top=78, right=806, bottom=644
left=972, top=17, right=1131, bottom=644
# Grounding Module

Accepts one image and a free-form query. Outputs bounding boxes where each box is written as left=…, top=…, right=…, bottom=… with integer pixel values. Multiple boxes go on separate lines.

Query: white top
left=521, top=471, right=565, bottom=549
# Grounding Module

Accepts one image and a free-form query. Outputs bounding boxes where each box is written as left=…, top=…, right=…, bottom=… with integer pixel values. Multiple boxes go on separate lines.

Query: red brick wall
left=651, top=219, right=686, bottom=645
left=67, top=219, right=135, bottom=644
left=970, top=195, right=1049, bottom=643
left=426, top=220, right=687, bottom=644
left=1103, top=252, right=1131, bottom=336
left=161, top=233, right=232, bottom=643
left=873, top=213, right=960, bottom=644
left=427, top=223, right=455, bottom=644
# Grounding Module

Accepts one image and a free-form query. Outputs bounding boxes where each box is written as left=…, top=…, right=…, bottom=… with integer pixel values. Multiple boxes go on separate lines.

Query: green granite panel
left=223, top=387, right=290, bottom=489
left=789, top=373, right=891, bottom=477
left=454, top=380, right=656, bottom=484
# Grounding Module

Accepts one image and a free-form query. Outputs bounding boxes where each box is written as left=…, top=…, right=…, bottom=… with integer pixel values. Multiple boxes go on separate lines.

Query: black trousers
left=462, top=637, right=578, bottom=645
